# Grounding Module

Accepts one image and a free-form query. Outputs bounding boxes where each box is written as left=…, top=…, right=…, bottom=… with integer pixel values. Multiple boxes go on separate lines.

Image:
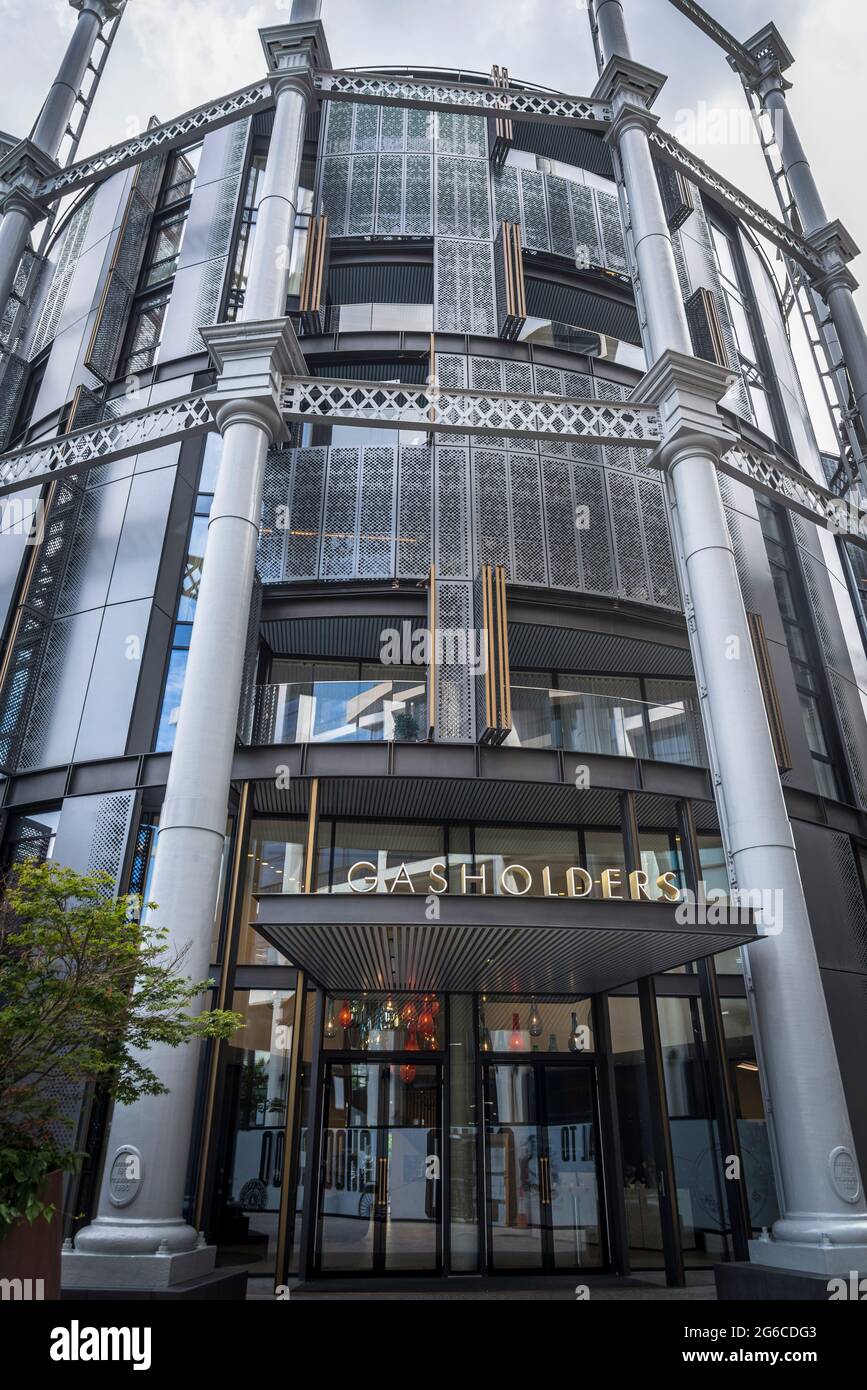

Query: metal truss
left=648, top=130, right=824, bottom=277
left=0, top=383, right=859, bottom=549
left=38, top=81, right=274, bottom=203
left=665, top=0, right=762, bottom=82
left=0, top=393, right=214, bottom=495
left=719, top=442, right=866, bottom=549
left=278, top=376, right=662, bottom=446
left=314, top=70, right=611, bottom=127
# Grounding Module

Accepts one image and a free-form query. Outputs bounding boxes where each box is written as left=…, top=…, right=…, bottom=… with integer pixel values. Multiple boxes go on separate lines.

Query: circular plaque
left=829, top=1147, right=861, bottom=1204
left=108, top=1145, right=144, bottom=1207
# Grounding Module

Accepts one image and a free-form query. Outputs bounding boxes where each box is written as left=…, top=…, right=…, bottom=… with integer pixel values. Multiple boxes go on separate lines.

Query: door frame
left=481, top=1055, right=610, bottom=1276
left=312, top=1055, right=445, bottom=1278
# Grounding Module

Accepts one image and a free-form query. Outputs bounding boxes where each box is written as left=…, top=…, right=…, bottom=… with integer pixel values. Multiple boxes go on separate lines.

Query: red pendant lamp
left=400, top=1024, right=420, bottom=1084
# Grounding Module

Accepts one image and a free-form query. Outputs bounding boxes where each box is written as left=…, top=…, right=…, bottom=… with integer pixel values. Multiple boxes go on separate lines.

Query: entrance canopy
left=253, top=892, right=759, bottom=994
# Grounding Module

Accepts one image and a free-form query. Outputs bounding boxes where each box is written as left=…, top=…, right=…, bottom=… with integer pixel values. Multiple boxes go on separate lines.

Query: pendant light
left=528, top=998, right=543, bottom=1038
left=509, top=1011, right=524, bottom=1051
left=324, top=1002, right=337, bottom=1040
left=338, top=998, right=353, bottom=1029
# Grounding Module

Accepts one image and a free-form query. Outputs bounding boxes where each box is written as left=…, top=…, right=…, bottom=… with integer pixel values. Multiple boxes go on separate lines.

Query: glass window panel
left=473, top=825, right=581, bottom=897
left=799, top=691, right=830, bottom=757
left=748, top=381, right=776, bottom=440
left=143, top=211, right=188, bottom=287
left=213, top=987, right=298, bottom=1276
left=479, top=997, right=593, bottom=1054
left=608, top=997, right=665, bottom=1268
left=639, top=833, right=686, bottom=898
left=813, top=757, right=841, bottom=800
left=711, top=224, right=739, bottom=288
left=583, top=830, right=627, bottom=901
left=449, top=994, right=479, bottom=1270
left=123, top=292, right=170, bottom=374
left=160, top=144, right=202, bottom=207
left=154, top=648, right=188, bottom=751
left=719, top=998, right=780, bottom=1235
left=324, top=821, right=444, bottom=894
left=656, top=996, right=732, bottom=1265
left=322, top=993, right=442, bottom=1052
left=698, top=834, right=729, bottom=901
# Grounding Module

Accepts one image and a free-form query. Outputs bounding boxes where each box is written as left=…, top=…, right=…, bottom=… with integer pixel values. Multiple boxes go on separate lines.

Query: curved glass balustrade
left=506, top=684, right=707, bottom=767
left=251, top=677, right=706, bottom=766
left=253, top=678, right=428, bottom=745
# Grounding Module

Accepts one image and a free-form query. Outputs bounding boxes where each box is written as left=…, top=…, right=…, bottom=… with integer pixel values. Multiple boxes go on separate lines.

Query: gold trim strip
left=303, top=777, right=320, bottom=895
left=496, top=564, right=511, bottom=729
left=748, top=611, right=792, bottom=772
left=427, top=565, right=437, bottom=736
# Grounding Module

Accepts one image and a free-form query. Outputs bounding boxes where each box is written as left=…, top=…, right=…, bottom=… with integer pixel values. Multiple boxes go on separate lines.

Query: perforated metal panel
left=573, top=461, right=615, bottom=593
left=284, top=446, right=326, bottom=579
left=435, top=238, right=495, bottom=335
left=320, top=156, right=350, bottom=236
left=347, top=154, right=377, bottom=236
left=435, top=446, right=472, bottom=578
left=436, top=157, right=491, bottom=240
left=0, top=473, right=87, bottom=772
left=358, top=445, right=397, bottom=576
left=542, top=453, right=581, bottom=589
left=509, top=451, right=547, bottom=584
left=258, top=444, right=291, bottom=582
left=435, top=112, right=487, bottom=159
left=320, top=447, right=360, bottom=577
left=474, top=449, right=511, bottom=569
left=608, top=470, right=650, bottom=601
left=31, top=200, right=94, bottom=355
left=596, top=188, right=628, bottom=275
left=397, top=445, right=433, bottom=577
left=571, top=184, right=602, bottom=266
left=434, top=578, right=475, bottom=741
left=639, top=477, right=679, bottom=607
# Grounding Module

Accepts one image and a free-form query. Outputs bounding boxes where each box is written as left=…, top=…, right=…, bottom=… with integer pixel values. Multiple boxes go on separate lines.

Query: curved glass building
left=2, top=0, right=867, bottom=1295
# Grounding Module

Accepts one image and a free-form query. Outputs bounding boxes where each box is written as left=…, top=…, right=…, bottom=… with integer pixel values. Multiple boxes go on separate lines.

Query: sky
left=1, top=0, right=865, bottom=324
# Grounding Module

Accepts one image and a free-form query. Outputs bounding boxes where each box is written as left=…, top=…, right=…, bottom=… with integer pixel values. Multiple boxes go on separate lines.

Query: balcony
left=506, top=684, right=707, bottom=767
left=252, top=678, right=428, bottom=745
left=250, top=677, right=707, bottom=768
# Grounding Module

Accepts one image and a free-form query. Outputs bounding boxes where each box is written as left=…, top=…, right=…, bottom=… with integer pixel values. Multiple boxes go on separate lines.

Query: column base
left=749, top=1235, right=867, bottom=1278
left=716, top=1261, right=866, bottom=1301
left=62, top=1244, right=216, bottom=1291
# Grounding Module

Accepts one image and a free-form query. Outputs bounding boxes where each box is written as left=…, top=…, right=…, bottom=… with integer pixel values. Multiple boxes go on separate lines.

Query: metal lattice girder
left=315, top=71, right=612, bottom=128
left=648, top=129, right=824, bottom=276
left=0, top=393, right=214, bottom=495
left=279, top=375, right=662, bottom=446
left=38, top=81, right=274, bottom=203
left=719, top=442, right=867, bottom=551
left=665, top=0, right=762, bottom=81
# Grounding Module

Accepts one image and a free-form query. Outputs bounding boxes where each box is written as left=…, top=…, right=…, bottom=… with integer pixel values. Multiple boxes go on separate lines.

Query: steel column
left=594, top=0, right=867, bottom=1275
left=0, top=2, right=116, bottom=315
left=65, top=10, right=322, bottom=1289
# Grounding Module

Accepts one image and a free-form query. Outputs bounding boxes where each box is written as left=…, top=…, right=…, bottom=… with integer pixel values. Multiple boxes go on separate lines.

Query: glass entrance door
left=315, top=1061, right=441, bottom=1274
left=483, top=1063, right=605, bottom=1271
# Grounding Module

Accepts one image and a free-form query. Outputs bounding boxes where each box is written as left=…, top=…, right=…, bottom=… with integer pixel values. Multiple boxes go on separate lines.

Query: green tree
left=0, top=859, right=243, bottom=1239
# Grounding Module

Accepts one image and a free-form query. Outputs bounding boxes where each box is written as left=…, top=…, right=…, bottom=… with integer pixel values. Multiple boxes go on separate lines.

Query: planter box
left=0, top=1169, right=62, bottom=1300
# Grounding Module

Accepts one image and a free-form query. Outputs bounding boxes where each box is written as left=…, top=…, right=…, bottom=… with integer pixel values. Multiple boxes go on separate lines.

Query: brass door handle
left=376, top=1156, right=389, bottom=1207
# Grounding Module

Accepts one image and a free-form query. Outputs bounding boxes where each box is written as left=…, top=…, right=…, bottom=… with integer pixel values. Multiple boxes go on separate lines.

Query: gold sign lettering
left=340, top=860, right=682, bottom=902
